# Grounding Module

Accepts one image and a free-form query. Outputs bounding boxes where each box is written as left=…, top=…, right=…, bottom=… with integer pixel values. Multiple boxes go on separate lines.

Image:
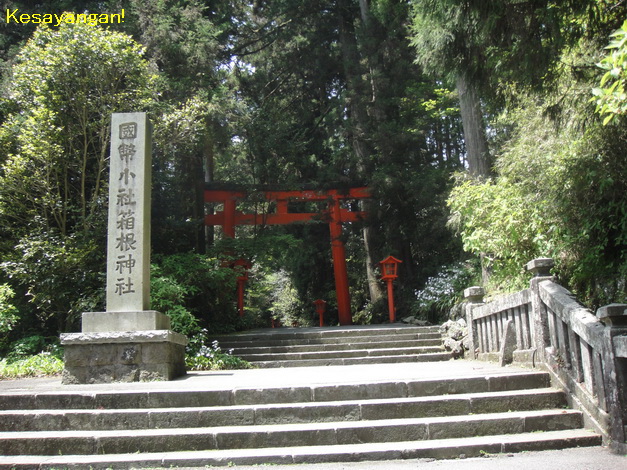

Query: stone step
left=0, top=371, right=552, bottom=410
left=0, top=359, right=602, bottom=468
left=211, top=325, right=448, bottom=368
left=211, top=326, right=441, bottom=346
left=0, top=388, right=567, bottom=432
left=251, top=352, right=453, bottom=368
left=0, top=409, right=585, bottom=455
left=215, top=332, right=443, bottom=349
left=0, top=429, right=601, bottom=469
left=237, top=345, right=446, bottom=362
left=227, top=338, right=443, bottom=355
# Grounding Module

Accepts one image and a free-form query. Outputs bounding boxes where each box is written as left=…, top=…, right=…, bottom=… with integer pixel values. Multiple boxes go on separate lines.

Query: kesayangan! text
left=6, top=9, right=125, bottom=26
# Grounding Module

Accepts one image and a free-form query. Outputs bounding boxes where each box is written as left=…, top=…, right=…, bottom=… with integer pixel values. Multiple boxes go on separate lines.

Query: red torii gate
left=204, top=186, right=370, bottom=325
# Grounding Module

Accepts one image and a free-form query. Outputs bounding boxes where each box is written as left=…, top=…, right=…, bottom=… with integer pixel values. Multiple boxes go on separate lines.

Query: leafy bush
left=185, top=338, right=253, bottom=371
left=448, top=174, right=551, bottom=292
left=151, top=268, right=201, bottom=337
left=150, top=253, right=239, bottom=335
left=263, top=269, right=309, bottom=327
left=448, top=87, right=627, bottom=307
left=0, top=352, right=64, bottom=379
left=352, top=298, right=388, bottom=325
left=6, top=335, right=53, bottom=360
left=0, top=341, right=64, bottom=380
left=412, top=261, right=479, bottom=323
left=1, top=233, right=105, bottom=333
left=0, top=284, right=19, bottom=337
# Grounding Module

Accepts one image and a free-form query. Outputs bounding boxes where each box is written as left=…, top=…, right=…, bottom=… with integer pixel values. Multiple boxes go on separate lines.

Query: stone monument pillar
left=60, top=113, right=187, bottom=384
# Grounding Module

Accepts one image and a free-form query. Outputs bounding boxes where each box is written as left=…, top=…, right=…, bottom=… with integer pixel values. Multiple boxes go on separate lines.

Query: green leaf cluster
left=593, top=20, right=627, bottom=124
left=0, top=284, right=18, bottom=335
left=151, top=252, right=239, bottom=335
left=1, top=233, right=104, bottom=333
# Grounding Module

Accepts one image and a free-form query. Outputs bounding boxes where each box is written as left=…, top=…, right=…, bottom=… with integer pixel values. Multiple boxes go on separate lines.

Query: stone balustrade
left=464, top=258, right=626, bottom=453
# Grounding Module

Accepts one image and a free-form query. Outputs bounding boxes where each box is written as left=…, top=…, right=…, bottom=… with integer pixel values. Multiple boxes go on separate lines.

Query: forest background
left=0, top=0, right=625, bottom=364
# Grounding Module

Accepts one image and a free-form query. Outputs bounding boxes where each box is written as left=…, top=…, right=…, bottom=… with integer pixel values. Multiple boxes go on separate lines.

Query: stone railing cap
left=596, top=303, right=627, bottom=326
left=526, top=258, right=555, bottom=275
left=464, top=286, right=485, bottom=299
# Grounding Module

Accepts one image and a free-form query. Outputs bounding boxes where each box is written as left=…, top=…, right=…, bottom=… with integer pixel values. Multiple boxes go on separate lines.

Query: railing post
left=526, top=258, right=554, bottom=364
left=464, top=286, right=485, bottom=359
left=596, top=303, right=627, bottom=452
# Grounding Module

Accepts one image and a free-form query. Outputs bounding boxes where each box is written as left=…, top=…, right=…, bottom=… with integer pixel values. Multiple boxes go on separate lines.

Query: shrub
left=448, top=89, right=627, bottom=306
left=0, top=350, right=63, bottom=379
left=185, top=338, right=253, bottom=371
left=0, top=284, right=19, bottom=341
left=412, top=261, right=479, bottom=323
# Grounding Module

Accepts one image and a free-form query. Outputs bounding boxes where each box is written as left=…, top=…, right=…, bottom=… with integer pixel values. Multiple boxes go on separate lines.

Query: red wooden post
left=223, top=198, right=236, bottom=238
left=329, top=198, right=352, bottom=325
left=385, top=279, right=396, bottom=322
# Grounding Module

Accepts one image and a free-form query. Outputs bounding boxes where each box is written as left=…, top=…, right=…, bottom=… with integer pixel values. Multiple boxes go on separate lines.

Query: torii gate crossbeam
left=204, top=186, right=370, bottom=325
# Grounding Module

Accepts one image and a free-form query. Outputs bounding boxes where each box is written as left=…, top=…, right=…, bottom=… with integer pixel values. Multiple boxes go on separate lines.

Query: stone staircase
left=0, top=325, right=602, bottom=469
left=211, top=324, right=452, bottom=367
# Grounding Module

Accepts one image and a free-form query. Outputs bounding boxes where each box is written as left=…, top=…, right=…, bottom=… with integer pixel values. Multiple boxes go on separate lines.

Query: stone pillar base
left=60, top=330, right=187, bottom=384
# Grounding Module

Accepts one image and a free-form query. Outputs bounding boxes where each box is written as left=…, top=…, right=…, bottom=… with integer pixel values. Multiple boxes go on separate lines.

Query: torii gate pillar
left=329, top=198, right=352, bottom=325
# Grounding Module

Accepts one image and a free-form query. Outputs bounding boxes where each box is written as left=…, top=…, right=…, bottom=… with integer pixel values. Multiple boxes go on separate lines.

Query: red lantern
left=380, top=256, right=402, bottom=280
left=379, top=256, right=402, bottom=322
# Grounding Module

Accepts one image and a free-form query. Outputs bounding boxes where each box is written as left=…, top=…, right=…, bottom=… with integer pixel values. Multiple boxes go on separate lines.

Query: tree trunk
left=193, top=149, right=206, bottom=254
left=203, top=122, right=215, bottom=251
left=457, top=71, right=493, bottom=284
left=456, top=71, right=492, bottom=177
left=337, top=0, right=383, bottom=305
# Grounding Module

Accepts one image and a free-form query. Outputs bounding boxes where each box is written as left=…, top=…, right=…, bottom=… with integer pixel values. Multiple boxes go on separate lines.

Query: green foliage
left=0, top=20, right=155, bottom=236
left=185, top=339, right=253, bottom=371
left=151, top=252, right=241, bottom=335
left=448, top=84, right=627, bottom=306
left=352, top=298, right=388, bottom=326
left=593, top=20, right=627, bottom=124
left=1, top=233, right=104, bottom=333
left=412, top=261, right=480, bottom=322
left=0, top=352, right=63, bottom=380
left=0, top=284, right=18, bottom=335
left=448, top=175, right=551, bottom=291
left=252, top=268, right=308, bottom=327
left=151, top=273, right=201, bottom=338
left=0, top=336, right=63, bottom=379
left=7, top=335, right=52, bottom=359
